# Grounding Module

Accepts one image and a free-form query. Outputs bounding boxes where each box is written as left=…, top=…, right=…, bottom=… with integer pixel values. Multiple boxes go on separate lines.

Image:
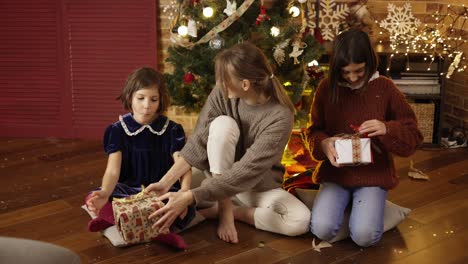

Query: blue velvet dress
left=97, top=113, right=195, bottom=229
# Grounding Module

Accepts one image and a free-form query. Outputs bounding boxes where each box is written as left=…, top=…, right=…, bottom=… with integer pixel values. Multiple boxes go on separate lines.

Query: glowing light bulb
left=308, top=60, right=319, bottom=67
left=270, top=26, right=280, bottom=37
left=203, top=7, right=214, bottom=18
left=289, top=6, right=300, bottom=17
left=177, top=25, right=188, bottom=36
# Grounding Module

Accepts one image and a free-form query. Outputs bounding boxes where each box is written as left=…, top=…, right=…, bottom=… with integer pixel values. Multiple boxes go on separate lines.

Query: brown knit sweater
left=180, top=87, right=293, bottom=204
left=306, top=76, right=423, bottom=190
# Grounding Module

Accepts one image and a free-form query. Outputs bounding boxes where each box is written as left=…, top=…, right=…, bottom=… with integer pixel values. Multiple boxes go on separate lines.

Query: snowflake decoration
left=379, top=3, right=421, bottom=37
left=306, top=0, right=349, bottom=41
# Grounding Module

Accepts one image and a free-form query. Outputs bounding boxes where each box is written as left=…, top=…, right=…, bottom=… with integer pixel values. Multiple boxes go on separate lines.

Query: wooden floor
left=0, top=138, right=467, bottom=264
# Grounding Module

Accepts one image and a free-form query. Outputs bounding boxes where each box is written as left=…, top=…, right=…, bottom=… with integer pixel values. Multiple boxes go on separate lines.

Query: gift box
left=335, top=137, right=372, bottom=166
left=112, top=191, right=165, bottom=244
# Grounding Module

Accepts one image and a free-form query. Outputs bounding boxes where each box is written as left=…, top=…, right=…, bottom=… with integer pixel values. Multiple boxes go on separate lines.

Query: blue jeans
left=310, top=182, right=387, bottom=247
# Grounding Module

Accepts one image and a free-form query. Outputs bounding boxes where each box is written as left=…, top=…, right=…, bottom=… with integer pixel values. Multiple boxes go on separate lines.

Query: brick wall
left=158, top=0, right=467, bottom=131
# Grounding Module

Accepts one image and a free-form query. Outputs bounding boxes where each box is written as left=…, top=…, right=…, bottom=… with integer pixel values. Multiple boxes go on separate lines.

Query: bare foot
left=217, top=201, right=239, bottom=244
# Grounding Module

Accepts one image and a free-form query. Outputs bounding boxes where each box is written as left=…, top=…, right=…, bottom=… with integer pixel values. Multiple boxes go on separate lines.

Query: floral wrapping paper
left=112, top=194, right=165, bottom=244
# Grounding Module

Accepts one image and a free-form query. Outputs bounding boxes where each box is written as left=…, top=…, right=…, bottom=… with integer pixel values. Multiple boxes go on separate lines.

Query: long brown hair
left=117, top=67, right=170, bottom=114
left=328, top=29, right=378, bottom=103
left=214, top=42, right=295, bottom=112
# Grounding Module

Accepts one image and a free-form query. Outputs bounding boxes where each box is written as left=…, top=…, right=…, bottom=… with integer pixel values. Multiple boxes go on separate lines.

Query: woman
left=146, top=42, right=310, bottom=243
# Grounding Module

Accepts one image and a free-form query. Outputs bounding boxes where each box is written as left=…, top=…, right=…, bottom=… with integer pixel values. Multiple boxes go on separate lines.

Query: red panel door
left=0, top=0, right=158, bottom=138
left=0, top=0, right=70, bottom=137
left=65, top=0, right=158, bottom=138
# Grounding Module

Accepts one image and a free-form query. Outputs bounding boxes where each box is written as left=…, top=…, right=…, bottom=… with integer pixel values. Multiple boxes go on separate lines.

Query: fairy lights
left=380, top=3, right=467, bottom=78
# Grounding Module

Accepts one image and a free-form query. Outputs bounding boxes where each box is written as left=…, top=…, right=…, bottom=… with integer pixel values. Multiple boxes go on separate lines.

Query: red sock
left=153, top=233, right=188, bottom=250
left=88, top=202, right=115, bottom=232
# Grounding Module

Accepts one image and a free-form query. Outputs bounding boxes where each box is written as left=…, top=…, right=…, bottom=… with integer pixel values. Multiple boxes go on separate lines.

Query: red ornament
left=255, top=5, right=270, bottom=25
left=184, top=72, right=195, bottom=84
left=302, top=26, right=311, bottom=38
left=314, top=27, right=324, bottom=44
left=306, top=66, right=324, bottom=80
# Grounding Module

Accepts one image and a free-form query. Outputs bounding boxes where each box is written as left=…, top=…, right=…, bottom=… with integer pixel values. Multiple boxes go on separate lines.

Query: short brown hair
left=118, top=67, right=170, bottom=114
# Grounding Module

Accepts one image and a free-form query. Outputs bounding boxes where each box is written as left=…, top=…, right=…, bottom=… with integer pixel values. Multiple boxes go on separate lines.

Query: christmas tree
left=164, top=0, right=325, bottom=114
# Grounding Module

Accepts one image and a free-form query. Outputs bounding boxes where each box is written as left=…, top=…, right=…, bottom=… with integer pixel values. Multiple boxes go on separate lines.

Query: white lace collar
left=119, top=113, right=170, bottom=136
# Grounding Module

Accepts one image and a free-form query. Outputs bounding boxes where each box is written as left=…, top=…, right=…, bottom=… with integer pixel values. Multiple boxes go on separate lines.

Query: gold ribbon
left=173, top=0, right=256, bottom=49
left=113, top=185, right=159, bottom=204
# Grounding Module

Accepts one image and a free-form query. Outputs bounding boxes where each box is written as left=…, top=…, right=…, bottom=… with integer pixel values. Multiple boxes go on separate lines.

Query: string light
left=379, top=3, right=467, bottom=78
left=177, top=25, right=188, bottom=36
left=203, top=7, right=214, bottom=18
left=289, top=6, right=300, bottom=17
left=270, top=26, right=280, bottom=37
left=308, top=60, right=319, bottom=67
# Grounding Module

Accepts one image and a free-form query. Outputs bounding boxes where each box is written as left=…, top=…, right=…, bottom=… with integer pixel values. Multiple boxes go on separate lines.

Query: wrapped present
left=112, top=188, right=165, bottom=244
left=335, top=136, right=372, bottom=166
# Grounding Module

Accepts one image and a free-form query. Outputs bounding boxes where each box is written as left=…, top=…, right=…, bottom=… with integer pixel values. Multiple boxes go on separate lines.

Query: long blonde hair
left=214, top=42, right=295, bottom=112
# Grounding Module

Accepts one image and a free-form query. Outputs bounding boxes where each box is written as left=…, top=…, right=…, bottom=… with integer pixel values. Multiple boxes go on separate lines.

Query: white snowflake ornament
left=306, top=0, right=349, bottom=41
left=379, top=3, right=421, bottom=37
left=273, top=39, right=290, bottom=65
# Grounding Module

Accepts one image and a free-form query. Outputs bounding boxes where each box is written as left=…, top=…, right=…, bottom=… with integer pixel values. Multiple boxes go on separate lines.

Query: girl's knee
left=350, top=227, right=383, bottom=247
left=310, top=217, right=338, bottom=241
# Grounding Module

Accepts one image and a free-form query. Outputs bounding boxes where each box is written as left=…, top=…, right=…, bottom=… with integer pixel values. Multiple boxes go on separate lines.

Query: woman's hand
left=148, top=190, right=194, bottom=234
left=320, top=137, right=341, bottom=167
left=359, top=119, right=387, bottom=137
left=86, top=190, right=110, bottom=215
left=146, top=181, right=170, bottom=197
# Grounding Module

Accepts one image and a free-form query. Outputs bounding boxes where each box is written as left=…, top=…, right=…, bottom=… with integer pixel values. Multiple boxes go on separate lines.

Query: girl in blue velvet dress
left=86, top=67, right=195, bottom=233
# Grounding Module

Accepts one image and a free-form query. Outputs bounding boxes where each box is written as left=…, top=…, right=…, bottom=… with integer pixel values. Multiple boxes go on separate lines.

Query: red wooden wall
left=0, top=0, right=158, bottom=138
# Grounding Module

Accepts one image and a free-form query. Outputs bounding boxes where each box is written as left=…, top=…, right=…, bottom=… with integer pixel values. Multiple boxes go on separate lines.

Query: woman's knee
left=209, top=116, right=240, bottom=144
left=281, top=212, right=311, bottom=236
left=350, top=226, right=383, bottom=247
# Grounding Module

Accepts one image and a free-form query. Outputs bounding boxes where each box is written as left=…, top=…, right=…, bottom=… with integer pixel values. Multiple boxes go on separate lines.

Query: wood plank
left=409, top=189, right=468, bottom=224
left=1, top=138, right=467, bottom=264
left=216, top=246, right=288, bottom=264
left=331, top=209, right=468, bottom=263
left=0, top=200, right=71, bottom=228
left=391, top=229, right=468, bottom=264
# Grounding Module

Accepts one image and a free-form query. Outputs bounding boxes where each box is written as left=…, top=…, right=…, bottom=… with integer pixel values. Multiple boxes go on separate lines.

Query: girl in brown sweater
left=307, top=29, right=423, bottom=247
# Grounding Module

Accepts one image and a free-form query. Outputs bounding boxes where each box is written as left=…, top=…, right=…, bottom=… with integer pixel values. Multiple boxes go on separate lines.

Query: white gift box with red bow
left=335, top=137, right=372, bottom=166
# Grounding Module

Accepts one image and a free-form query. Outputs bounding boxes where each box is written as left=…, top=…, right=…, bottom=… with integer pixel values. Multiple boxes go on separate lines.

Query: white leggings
left=203, top=116, right=310, bottom=236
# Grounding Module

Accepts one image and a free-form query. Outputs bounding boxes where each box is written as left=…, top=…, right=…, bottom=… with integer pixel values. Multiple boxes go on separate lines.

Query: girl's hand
left=148, top=190, right=193, bottom=234
left=359, top=119, right=387, bottom=137
left=145, top=181, right=170, bottom=196
left=320, top=137, right=341, bottom=167
left=86, top=190, right=110, bottom=215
